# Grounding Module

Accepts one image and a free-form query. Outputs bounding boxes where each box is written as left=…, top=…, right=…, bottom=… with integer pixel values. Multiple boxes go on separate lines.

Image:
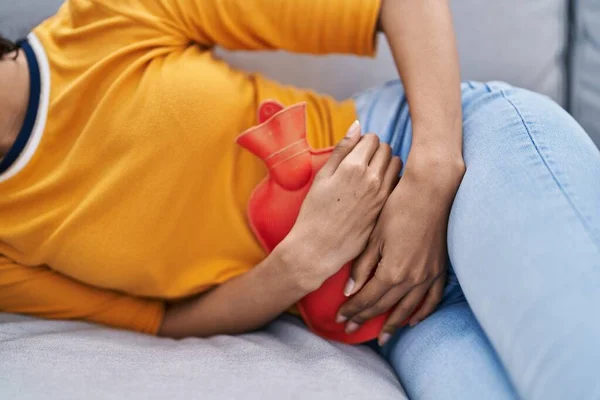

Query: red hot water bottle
left=236, top=101, right=390, bottom=344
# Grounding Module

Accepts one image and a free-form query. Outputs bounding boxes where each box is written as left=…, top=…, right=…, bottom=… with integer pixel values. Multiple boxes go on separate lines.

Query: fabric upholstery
left=2, top=0, right=568, bottom=104
left=219, top=0, right=568, bottom=104
left=571, top=0, right=600, bottom=147
left=0, top=313, right=406, bottom=400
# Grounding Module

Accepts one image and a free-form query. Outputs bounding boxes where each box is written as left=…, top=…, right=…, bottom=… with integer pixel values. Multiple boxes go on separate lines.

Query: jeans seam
left=499, top=89, right=600, bottom=252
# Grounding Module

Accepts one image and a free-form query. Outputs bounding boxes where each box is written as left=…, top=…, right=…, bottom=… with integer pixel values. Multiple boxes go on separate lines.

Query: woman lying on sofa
left=1, top=0, right=599, bottom=399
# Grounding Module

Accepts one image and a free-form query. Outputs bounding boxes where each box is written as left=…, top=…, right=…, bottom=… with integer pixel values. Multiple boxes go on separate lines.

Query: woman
left=1, top=0, right=599, bottom=399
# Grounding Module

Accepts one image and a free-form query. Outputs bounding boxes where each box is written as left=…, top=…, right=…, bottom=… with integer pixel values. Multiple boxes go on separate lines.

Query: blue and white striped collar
left=0, top=33, right=50, bottom=183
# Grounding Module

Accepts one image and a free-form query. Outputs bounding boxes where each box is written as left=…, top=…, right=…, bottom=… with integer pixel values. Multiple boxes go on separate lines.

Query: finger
left=319, top=120, right=362, bottom=176
left=378, top=284, right=429, bottom=345
left=408, top=274, right=447, bottom=326
left=346, top=285, right=407, bottom=327
left=337, top=270, right=399, bottom=324
left=368, top=142, right=392, bottom=177
left=340, top=133, right=380, bottom=167
left=382, top=156, right=402, bottom=193
left=345, top=240, right=380, bottom=297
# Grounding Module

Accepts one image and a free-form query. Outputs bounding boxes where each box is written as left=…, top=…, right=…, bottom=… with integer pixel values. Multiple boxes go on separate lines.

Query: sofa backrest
left=571, top=0, right=600, bottom=146
left=220, top=0, right=568, bottom=105
left=3, top=0, right=568, bottom=103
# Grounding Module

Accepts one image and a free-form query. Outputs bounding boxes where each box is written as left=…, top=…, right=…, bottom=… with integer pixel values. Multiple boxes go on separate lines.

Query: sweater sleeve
left=93, top=0, right=381, bottom=55
left=0, top=256, right=164, bottom=335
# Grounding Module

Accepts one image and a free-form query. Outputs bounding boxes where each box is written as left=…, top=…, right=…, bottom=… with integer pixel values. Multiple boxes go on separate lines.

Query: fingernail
left=343, top=278, right=355, bottom=297
left=345, top=120, right=361, bottom=138
left=336, top=314, right=348, bottom=324
left=378, top=333, right=391, bottom=346
left=345, top=321, right=360, bottom=334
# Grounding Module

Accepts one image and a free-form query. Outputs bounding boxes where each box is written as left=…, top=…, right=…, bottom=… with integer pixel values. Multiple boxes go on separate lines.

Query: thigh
left=450, top=82, right=600, bottom=399
left=357, top=80, right=600, bottom=398
left=378, top=268, right=518, bottom=400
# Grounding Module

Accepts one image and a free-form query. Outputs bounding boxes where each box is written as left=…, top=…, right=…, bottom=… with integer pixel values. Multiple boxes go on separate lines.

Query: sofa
left=1, top=1, right=599, bottom=399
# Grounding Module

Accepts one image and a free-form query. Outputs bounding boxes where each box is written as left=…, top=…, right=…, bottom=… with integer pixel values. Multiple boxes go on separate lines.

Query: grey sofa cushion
left=0, top=313, right=406, bottom=400
left=571, top=0, right=600, bottom=147
left=451, top=0, right=567, bottom=104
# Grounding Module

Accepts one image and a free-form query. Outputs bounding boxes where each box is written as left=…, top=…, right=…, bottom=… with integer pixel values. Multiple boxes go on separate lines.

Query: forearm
left=158, top=240, right=313, bottom=339
left=380, top=0, right=463, bottom=162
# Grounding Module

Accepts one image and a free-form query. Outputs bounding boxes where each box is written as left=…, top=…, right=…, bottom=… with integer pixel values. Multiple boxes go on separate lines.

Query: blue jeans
left=354, top=81, right=600, bottom=400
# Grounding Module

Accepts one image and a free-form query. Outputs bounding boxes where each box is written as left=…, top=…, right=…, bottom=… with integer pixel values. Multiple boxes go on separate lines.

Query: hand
left=285, top=121, right=402, bottom=291
left=337, top=150, right=465, bottom=345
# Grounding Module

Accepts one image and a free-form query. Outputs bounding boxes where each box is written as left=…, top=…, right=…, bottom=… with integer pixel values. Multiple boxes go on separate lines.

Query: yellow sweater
left=0, top=0, right=380, bottom=334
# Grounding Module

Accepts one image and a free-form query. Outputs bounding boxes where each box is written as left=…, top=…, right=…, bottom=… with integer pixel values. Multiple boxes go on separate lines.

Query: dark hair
left=0, top=35, right=20, bottom=60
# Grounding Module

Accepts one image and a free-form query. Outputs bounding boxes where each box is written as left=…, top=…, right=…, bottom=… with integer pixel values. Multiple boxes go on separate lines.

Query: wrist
left=273, top=234, right=324, bottom=294
left=401, top=144, right=465, bottom=195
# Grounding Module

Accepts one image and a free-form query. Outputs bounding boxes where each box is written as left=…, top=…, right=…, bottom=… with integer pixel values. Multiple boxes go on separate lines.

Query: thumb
left=320, top=120, right=362, bottom=176
left=345, top=239, right=380, bottom=297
